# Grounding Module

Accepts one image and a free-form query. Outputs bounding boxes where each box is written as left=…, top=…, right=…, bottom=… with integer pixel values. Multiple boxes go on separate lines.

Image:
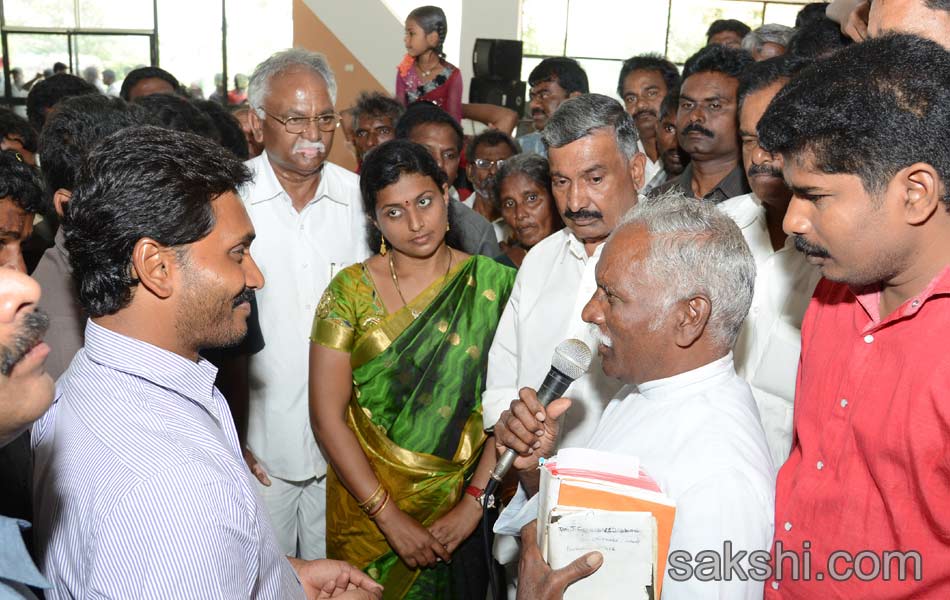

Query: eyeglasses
left=260, top=109, right=341, bottom=134
left=473, top=158, right=506, bottom=170
left=354, top=126, right=393, bottom=139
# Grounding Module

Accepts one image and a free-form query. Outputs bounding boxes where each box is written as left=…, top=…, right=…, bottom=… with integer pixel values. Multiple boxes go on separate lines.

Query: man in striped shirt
left=31, top=126, right=381, bottom=599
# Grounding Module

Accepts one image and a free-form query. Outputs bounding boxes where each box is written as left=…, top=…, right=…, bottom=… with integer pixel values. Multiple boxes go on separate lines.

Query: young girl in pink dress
left=396, top=5, right=463, bottom=123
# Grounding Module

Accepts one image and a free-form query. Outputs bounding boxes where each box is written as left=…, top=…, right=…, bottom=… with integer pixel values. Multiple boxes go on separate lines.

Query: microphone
left=483, top=338, right=593, bottom=505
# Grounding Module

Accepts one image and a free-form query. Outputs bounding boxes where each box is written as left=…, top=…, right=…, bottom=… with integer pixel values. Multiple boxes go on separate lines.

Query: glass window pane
left=520, top=55, right=543, bottom=87
left=667, top=0, right=764, bottom=63
left=157, top=0, right=222, bottom=101
left=565, top=0, right=669, bottom=60
left=5, top=33, right=71, bottom=83
left=575, top=58, right=624, bottom=98
left=764, top=3, right=803, bottom=27
left=521, top=0, right=568, bottom=56
left=78, top=0, right=154, bottom=30
left=224, top=0, right=293, bottom=105
left=74, top=35, right=152, bottom=94
left=3, top=0, right=76, bottom=28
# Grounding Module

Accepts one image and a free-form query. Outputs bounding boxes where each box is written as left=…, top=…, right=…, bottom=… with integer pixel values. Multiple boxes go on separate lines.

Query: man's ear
left=130, top=238, right=177, bottom=300
left=673, top=295, right=711, bottom=348
left=53, top=189, right=71, bottom=219
left=899, top=162, right=942, bottom=226
left=465, top=162, right=475, bottom=183
left=568, top=91, right=583, bottom=99
left=629, top=152, right=647, bottom=192
left=248, top=109, right=265, bottom=144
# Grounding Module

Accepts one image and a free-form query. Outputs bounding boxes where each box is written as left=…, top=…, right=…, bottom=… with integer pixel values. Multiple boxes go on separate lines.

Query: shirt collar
left=0, top=516, right=50, bottom=590
left=635, top=352, right=736, bottom=401
left=853, top=264, right=950, bottom=329
left=562, top=230, right=604, bottom=263
left=244, top=151, right=349, bottom=208
left=82, top=320, right=221, bottom=420
left=671, top=163, right=750, bottom=203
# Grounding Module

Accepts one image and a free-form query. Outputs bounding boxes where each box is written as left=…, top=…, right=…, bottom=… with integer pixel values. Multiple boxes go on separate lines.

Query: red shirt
left=766, top=269, right=950, bottom=599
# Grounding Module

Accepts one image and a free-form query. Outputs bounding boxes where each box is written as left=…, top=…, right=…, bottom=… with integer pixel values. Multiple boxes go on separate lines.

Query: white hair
left=247, top=48, right=337, bottom=118
left=742, top=23, right=794, bottom=54
left=616, top=190, right=756, bottom=349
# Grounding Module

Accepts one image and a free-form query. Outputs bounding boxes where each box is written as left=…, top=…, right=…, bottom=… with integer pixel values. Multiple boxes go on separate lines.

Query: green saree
left=311, top=255, right=515, bottom=599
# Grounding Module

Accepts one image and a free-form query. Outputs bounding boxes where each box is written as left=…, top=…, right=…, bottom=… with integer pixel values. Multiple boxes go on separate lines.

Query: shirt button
left=784, top=521, right=792, bottom=531
left=817, top=460, right=824, bottom=470
left=911, top=300, right=920, bottom=308
left=840, top=398, right=848, bottom=408
left=771, top=581, right=779, bottom=590
left=864, top=334, right=874, bottom=343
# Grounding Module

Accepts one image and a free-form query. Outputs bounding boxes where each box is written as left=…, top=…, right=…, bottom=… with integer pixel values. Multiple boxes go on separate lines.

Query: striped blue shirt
left=32, top=321, right=305, bottom=599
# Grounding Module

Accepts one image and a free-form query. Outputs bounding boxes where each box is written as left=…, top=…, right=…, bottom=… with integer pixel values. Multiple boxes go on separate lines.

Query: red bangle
left=465, top=485, right=483, bottom=499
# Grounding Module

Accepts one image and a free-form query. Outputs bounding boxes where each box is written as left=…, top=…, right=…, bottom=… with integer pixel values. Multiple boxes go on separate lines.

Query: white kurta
left=482, top=229, right=624, bottom=448
left=719, top=193, right=821, bottom=468
left=241, top=153, right=371, bottom=481
left=496, top=354, right=775, bottom=600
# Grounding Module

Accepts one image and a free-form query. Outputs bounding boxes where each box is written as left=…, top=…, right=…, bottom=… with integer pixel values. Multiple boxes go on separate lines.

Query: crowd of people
left=1, top=0, right=948, bottom=598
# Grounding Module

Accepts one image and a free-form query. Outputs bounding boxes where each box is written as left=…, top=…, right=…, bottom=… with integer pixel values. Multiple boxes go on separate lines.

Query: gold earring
left=380, top=237, right=388, bottom=256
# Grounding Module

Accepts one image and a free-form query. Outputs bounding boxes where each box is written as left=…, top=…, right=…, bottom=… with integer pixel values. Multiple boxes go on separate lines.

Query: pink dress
left=396, top=55, right=463, bottom=123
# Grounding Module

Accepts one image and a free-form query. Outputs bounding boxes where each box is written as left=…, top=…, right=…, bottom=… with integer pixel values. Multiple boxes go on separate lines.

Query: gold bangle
left=358, top=483, right=385, bottom=512
left=368, top=492, right=390, bottom=520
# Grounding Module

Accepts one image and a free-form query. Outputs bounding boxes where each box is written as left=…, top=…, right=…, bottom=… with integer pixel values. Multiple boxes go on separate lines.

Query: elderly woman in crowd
left=309, top=139, right=515, bottom=598
left=494, top=153, right=564, bottom=268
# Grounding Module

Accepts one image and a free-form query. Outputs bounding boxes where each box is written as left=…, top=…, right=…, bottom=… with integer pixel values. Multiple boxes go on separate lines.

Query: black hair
left=926, top=0, right=950, bottom=11
left=528, top=57, right=590, bottom=94
left=134, top=93, right=219, bottom=142
left=706, top=19, right=752, bottom=40
left=53, top=62, right=68, bottom=73
left=758, top=34, right=950, bottom=207
left=26, top=74, right=99, bottom=131
left=394, top=101, right=464, bottom=151
left=407, top=5, right=448, bottom=59
left=0, top=108, right=38, bottom=153
left=682, top=44, right=754, bottom=81
left=466, top=129, right=521, bottom=161
left=358, top=139, right=462, bottom=250
left=119, top=66, right=181, bottom=101
left=65, top=125, right=252, bottom=317
left=796, top=2, right=830, bottom=28
left=659, top=89, right=680, bottom=119
left=351, top=91, right=405, bottom=125
left=0, top=151, right=44, bottom=214
left=492, top=153, right=552, bottom=206
left=194, top=99, right=250, bottom=160
left=787, top=17, right=852, bottom=59
left=38, top=94, right=152, bottom=215
left=737, top=55, right=811, bottom=111
left=616, top=54, right=681, bottom=98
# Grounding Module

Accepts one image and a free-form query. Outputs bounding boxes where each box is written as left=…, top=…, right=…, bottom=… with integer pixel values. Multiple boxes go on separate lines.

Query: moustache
left=633, top=109, right=658, bottom=121
left=681, top=123, right=715, bottom=138
left=531, top=108, right=546, bottom=117
left=563, top=208, right=604, bottom=222
left=292, top=139, right=326, bottom=155
left=232, top=288, right=255, bottom=308
left=0, top=309, right=49, bottom=376
left=748, top=163, right=783, bottom=179
left=794, top=236, right=831, bottom=259
left=590, top=324, right=612, bottom=349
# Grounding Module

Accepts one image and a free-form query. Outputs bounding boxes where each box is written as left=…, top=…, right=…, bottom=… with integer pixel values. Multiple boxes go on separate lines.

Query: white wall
left=304, top=0, right=522, bottom=99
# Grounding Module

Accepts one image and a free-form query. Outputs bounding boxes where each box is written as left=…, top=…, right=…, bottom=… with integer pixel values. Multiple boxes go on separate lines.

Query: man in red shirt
left=756, top=34, right=950, bottom=598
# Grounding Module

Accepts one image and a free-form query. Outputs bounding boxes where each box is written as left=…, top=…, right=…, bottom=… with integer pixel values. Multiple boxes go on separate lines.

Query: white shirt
left=496, top=354, right=775, bottom=600
left=718, top=193, right=821, bottom=468
left=483, top=229, right=624, bottom=447
left=638, top=138, right=662, bottom=187
left=241, top=153, right=370, bottom=481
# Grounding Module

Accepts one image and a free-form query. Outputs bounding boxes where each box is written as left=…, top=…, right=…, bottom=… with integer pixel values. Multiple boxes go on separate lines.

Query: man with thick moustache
left=241, top=48, right=371, bottom=560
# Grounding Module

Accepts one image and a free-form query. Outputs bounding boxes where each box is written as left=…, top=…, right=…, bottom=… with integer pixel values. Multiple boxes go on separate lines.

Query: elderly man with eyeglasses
left=241, top=48, right=371, bottom=561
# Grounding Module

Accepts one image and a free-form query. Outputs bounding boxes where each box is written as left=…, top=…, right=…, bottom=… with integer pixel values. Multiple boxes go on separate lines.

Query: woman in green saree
left=309, top=139, right=515, bottom=599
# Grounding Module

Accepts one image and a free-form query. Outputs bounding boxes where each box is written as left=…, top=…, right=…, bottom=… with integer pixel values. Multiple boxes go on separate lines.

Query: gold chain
left=388, top=246, right=452, bottom=319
